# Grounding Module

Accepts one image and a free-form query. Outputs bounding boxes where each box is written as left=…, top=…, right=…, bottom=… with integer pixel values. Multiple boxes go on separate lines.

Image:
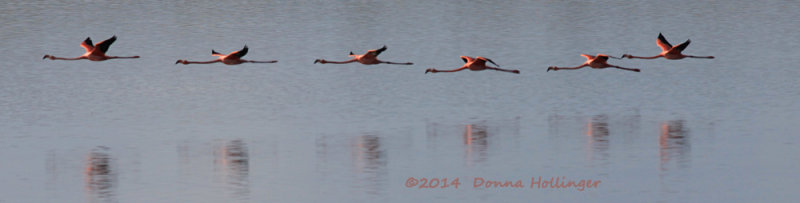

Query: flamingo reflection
left=351, top=135, right=387, bottom=195
left=352, top=135, right=386, bottom=173
left=215, top=139, right=250, bottom=200
left=464, top=124, right=490, bottom=166
left=659, top=120, right=690, bottom=171
left=586, top=115, right=610, bottom=164
left=84, top=146, right=115, bottom=203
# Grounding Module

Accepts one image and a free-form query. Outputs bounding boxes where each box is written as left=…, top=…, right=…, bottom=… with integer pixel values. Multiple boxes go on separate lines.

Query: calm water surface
left=1, top=0, right=799, bottom=202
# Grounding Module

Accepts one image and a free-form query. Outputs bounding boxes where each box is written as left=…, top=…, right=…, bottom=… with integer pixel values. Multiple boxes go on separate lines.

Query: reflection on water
left=659, top=120, right=691, bottom=172
left=426, top=119, right=518, bottom=167
left=84, top=146, right=115, bottom=203
left=3, top=0, right=798, bottom=201
left=464, top=123, right=489, bottom=166
left=586, top=115, right=610, bottom=166
left=215, top=139, right=250, bottom=201
left=351, top=135, right=387, bottom=196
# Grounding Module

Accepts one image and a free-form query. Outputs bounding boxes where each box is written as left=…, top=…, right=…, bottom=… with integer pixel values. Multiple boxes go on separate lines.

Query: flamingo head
left=425, top=68, right=437, bottom=74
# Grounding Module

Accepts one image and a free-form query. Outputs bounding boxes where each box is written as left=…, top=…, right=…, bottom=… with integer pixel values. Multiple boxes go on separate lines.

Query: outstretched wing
left=580, top=54, right=596, bottom=60
left=594, top=54, right=609, bottom=63
left=94, top=35, right=117, bottom=54
left=81, top=37, right=94, bottom=52
left=657, top=33, right=672, bottom=51
left=212, top=50, right=224, bottom=56
left=231, top=45, right=248, bottom=58
left=368, top=45, right=387, bottom=56
left=460, top=56, right=474, bottom=63
left=476, top=56, right=500, bottom=67
left=673, top=39, right=691, bottom=52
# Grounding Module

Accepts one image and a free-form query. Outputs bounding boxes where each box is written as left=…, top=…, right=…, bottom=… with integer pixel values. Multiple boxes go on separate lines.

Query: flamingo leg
left=610, top=65, right=641, bottom=72
left=686, top=55, right=714, bottom=59
left=378, top=60, right=413, bottom=65
left=486, top=67, right=520, bottom=74
left=107, top=56, right=140, bottom=59
left=623, top=54, right=662, bottom=59
left=244, top=60, right=278, bottom=63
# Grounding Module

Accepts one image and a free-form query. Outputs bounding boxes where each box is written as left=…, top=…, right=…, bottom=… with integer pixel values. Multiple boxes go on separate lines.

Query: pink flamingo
left=176, top=45, right=277, bottom=65
left=43, top=36, right=139, bottom=61
left=313, top=45, right=413, bottom=65
left=425, top=56, right=519, bottom=74
left=547, top=54, right=640, bottom=72
left=622, top=33, right=714, bottom=60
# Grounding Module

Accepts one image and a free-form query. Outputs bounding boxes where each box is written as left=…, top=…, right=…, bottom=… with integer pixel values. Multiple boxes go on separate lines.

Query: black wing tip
left=375, top=45, right=388, bottom=55
left=235, top=46, right=249, bottom=57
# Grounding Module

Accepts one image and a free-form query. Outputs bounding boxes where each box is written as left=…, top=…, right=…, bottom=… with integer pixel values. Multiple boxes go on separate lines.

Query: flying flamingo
left=313, top=45, right=413, bottom=65
left=425, top=56, right=520, bottom=74
left=43, top=36, right=139, bottom=61
left=547, top=54, right=640, bottom=72
left=176, top=45, right=277, bottom=65
left=622, top=33, right=714, bottom=60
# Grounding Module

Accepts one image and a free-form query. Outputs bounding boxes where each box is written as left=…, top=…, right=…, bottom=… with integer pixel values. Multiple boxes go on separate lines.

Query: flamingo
left=547, top=54, right=640, bottom=72
left=43, top=36, right=139, bottom=61
left=425, top=56, right=520, bottom=74
left=622, top=33, right=714, bottom=60
left=175, top=45, right=277, bottom=65
left=313, top=45, right=413, bottom=65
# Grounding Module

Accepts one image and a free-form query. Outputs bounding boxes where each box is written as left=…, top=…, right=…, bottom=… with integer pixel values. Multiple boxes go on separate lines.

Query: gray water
left=2, top=0, right=799, bottom=202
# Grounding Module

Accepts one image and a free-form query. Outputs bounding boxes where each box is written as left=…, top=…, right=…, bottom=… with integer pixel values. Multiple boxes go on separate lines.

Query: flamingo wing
left=594, top=54, right=609, bottom=63
left=81, top=37, right=94, bottom=52
left=657, top=33, right=673, bottom=51
left=476, top=56, right=500, bottom=67
left=211, top=50, right=224, bottom=56
left=673, top=39, right=691, bottom=52
left=231, top=45, right=248, bottom=58
left=369, top=45, right=387, bottom=56
left=580, top=54, right=596, bottom=60
left=94, top=36, right=117, bottom=54
left=460, top=56, right=474, bottom=63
